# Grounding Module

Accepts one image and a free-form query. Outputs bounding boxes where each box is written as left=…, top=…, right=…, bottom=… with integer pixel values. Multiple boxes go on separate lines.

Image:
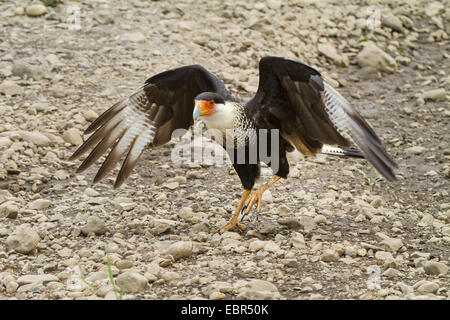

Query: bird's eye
left=210, top=101, right=214, bottom=105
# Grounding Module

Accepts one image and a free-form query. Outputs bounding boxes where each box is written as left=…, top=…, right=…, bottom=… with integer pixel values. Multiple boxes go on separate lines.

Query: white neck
left=198, top=102, right=237, bottom=131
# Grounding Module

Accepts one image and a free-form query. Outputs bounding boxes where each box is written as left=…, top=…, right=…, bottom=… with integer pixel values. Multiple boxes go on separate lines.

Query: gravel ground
left=0, top=0, right=449, bottom=300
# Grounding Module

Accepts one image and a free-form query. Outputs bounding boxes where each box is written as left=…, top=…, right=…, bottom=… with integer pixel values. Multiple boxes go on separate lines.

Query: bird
left=70, top=56, right=398, bottom=233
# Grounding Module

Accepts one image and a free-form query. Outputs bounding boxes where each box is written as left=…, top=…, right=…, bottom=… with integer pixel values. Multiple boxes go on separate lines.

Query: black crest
left=195, top=92, right=225, bottom=104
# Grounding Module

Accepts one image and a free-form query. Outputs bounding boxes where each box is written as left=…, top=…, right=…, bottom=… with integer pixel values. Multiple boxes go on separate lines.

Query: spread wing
left=247, top=56, right=397, bottom=181
left=70, top=65, right=234, bottom=188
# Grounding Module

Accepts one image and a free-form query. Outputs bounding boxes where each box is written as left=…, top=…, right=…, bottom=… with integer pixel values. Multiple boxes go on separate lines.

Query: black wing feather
left=247, top=56, right=397, bottom=181
left=70, top=65, right=233, bottom=188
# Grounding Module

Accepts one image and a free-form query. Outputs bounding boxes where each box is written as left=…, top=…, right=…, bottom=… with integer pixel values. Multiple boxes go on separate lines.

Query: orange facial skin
left=194, top=100, right=216, bottom=116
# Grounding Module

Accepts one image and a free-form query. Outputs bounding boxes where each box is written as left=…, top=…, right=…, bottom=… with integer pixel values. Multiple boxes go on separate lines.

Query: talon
left=212, top=219, right=246, bottom=233
left=245, top=189, right=263, bottom=214
left=212, top=190, right=251, bottom=233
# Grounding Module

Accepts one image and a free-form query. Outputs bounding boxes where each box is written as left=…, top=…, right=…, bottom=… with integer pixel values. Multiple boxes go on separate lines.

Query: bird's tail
left=321, top=145, right=365, bottom=159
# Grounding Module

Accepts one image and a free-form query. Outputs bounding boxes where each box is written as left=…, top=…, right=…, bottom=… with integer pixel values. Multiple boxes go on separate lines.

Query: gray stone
left=380, top=237, right=403, bottom=253
left=357, top=41, right=397, bottom=73
left=115, top=272, right=148, bottom=293
left=381, top=14, right=404, bottom=33
left=382, top=268, right=404, bottom=278
left=6, top=225, right=40, bottom=254
left=17, top=274, right=59, bottom=285
left=165, top=241, right=193, bottom=260
left=318, top=42, right=349, bottom=67
left=419, top=89, right=446, bottom=102
left=25, top=4, right=47, bottom=17
left=0, top=137, right=13, bottom=148
left=405, top=146, right=426, bottom=155
left=298, top=216, right=315, bottom=231
left=425, top=2, right=444, bottom=17
left=249, top=240, right=266, bottom=251
left=29, top=199, right=51, bottom=210
left=321, top=249, right=339, bottom=262
left=0, top=80, right=24, bottom=96
left=0, top=203, right=19, bottom=219
left=416, top=281, right=439, bottom=294
left=81, top=216, right=108, bottom=236
left=375, top=251, right=393, bottom=261
left=237, top=279, right=281, bottom=300
left=63, top=128, right=83, bottom=145
left=121, top=32, right=146, bottom=43
left=423, top=261, right=448, bottom=276
left=278, top=217, right=300, bottom=228
left=11, top=63, right=43, bottom=80
left=19, top=131, right=51, bottom=147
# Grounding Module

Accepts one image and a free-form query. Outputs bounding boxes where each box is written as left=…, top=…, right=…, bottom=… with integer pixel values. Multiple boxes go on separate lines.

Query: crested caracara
left=71, top=57, right=397, bottom=233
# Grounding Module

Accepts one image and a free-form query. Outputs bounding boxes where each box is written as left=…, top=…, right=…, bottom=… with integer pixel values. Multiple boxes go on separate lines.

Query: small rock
left=17, top=274, right=59, bottom=285
left=115, top=272, right=148, bottom=293
left=318, top=42, right=349, bottom=67
left=238, top=279, right=281, bottom=300
left=19, top=131, right=51, bottom=147
left=380, top=238, right=403, bottom=253
left=121, top=32, right=146, bottom=43
left=264, top=240, right=280, bottom=253
left=290, top=232, right=306, bottom=248
left=6, top=281, right=19, bottom=293
left=58, top=247, right=72, bottom=258
left=321, top=249, right=339, bottom=262
left=425, top=2, right=444, bottom=17
left=357, top=41, right=397, bottom=73
left=298, top=216, right=315, bottom=231
left=419, top=89, right=446, bottom=102
left=375, top=251, right=393, bottom=261
left=81, top=216, right=108, bottom=235
left=63, top=128, right=83, bottom=146
left=83, top=110, right=99, bottom=121
left=0, top=137, right=13, bottom=148
left=381, top=14, right=404, bottom=33
left=25, top=4, right=47, bottom=17
left=11, top=63, right=43, bottom=80
left=84, top=188, right=100, bottom=197
left=116, top=260, right=133, bottom=270
left=29, top=199, right=51, bottom=210
left=405, top=146, right=426, bottom=155
left=423, top=261, right=448, bottom=276
left=382, top=268, right=404, bottom=278
left=165, top=241, right=193, bottom=260
left=416, top=281, right=439, bottom=294
left=161, top=271, right=182, bottom=281
left=278, top=217, right=300, bottom=228
left=163, top=182, right=179, bottom=190
left=0, top=80, right=24, bottom=96
left=209, top=292, right=226, bottom=300
left=249, top=240, right=266, bottom=251
left=6, top=225, right=40, bottom=254
left=150, top=219, right=173, bottom=235
left=0, top=203, right=19, bottom=219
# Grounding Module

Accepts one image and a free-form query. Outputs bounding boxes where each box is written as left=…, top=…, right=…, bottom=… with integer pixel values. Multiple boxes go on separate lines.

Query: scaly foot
left=211, top=189, right=251, bottom=233
left=212, top=218, right=246, bottom=234
left=244, top=188, right=264, bottom=214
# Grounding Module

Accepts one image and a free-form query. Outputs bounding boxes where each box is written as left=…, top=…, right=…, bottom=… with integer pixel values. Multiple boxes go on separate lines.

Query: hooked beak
left=193, top=105, right=201, bottom=119
left=193, top=100, right=211, bottom=119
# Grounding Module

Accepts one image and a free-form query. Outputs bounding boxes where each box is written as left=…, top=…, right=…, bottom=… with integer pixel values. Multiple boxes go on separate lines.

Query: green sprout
left=358, top=169, right=383, bottom=188
left=106, top=254, right=125, bottom=300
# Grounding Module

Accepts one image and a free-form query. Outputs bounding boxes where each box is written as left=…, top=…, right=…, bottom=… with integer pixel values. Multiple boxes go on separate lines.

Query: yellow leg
left=244, top=175, right=281, bottom=215
left=212, top=190, right=251, bottom=233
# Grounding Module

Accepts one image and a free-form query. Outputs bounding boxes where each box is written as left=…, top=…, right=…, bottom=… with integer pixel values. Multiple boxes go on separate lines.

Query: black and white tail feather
left=320, top=82, right=398, bottom=181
